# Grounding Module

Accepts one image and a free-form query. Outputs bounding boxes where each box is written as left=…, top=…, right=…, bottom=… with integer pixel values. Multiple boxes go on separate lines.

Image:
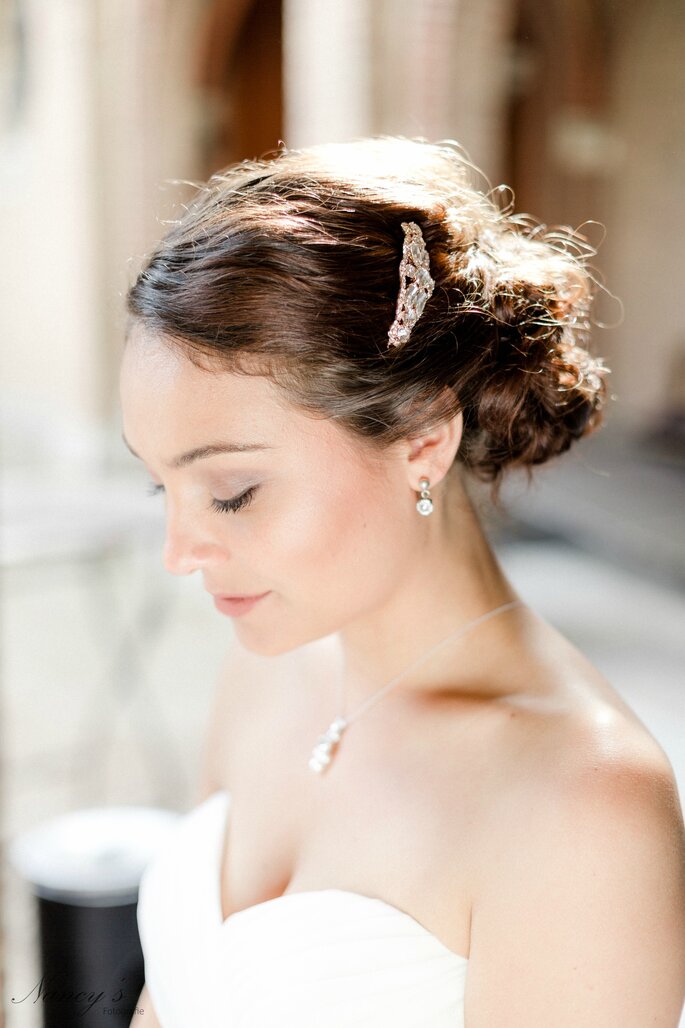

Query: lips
left=211, top=591, right=271, bottom=618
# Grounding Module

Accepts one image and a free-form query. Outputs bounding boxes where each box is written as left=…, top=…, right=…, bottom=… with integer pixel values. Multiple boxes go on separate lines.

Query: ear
left=403, top=392, right=464, bottom=490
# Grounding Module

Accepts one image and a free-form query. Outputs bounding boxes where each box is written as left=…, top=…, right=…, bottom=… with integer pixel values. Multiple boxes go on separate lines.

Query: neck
left=333, top=472, right=525, bottom=714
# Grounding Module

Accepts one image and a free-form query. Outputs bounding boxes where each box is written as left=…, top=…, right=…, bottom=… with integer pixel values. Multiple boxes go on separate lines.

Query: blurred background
left=1, top=0, right=684, bottom=1025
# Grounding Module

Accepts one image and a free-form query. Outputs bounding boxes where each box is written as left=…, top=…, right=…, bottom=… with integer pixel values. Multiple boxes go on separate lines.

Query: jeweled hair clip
left=387, top=221, right=435, bottom=349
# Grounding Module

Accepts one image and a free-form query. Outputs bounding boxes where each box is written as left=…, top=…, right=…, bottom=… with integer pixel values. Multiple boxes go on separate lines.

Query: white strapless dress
left=136, top=789, right=468, bottom=1027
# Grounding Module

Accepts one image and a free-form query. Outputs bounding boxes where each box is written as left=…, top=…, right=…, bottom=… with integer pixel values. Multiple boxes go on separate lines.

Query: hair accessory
left=416, top=477, right=433, bottom=516
left=308, top=599, right=524, bottom=773
left=387, top=222, right=435, bottom=349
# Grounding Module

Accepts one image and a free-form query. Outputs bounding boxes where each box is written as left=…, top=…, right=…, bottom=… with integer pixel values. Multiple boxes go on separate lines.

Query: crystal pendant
left=416, top=497, right=433, bottom=515
left=308, top=716, right=347, bottom=774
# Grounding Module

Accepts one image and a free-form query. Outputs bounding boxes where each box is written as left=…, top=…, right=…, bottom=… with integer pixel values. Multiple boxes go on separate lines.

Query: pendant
left=308, top=716, right=348, bottom=774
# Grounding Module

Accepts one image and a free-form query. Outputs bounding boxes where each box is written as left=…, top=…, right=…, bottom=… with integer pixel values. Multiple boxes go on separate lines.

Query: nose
left=162, top=507, right=229, bottom=576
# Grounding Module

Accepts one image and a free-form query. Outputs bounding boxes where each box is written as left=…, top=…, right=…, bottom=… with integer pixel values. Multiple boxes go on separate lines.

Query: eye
left=145, top=480, right=257, bottom=514
left=211, top=486, right=257, bottom=515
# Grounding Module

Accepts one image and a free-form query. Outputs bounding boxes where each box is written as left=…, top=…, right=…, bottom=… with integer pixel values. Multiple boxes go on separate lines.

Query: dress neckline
left=210, top=788, right=469, bottom=965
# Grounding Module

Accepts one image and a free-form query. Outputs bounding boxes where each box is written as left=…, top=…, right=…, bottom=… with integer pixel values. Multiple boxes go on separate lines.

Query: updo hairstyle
left=126, top=138, right=611, bottom=506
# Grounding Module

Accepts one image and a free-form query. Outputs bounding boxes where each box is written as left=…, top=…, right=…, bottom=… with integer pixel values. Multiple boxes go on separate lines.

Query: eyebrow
left=121, top=433, right=274, bottom=469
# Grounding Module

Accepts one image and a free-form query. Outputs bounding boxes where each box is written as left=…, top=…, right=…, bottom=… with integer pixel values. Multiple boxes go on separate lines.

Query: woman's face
left=119, top=325, right=421, bottom=657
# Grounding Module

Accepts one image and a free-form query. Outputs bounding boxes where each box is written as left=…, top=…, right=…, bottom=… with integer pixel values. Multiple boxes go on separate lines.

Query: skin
left=120, top=324, right=581, bottom=708
left=122, top=322, right=685, bottom=1027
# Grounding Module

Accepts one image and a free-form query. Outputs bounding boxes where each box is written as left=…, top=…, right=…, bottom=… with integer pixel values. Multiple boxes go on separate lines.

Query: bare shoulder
left=526, top=692, right=680, bottom=817
left=488, top=680, right=684, bottom=864
left=465, top=696, right=685, bottom=1025
left=535, top=703, right=684, bottom=875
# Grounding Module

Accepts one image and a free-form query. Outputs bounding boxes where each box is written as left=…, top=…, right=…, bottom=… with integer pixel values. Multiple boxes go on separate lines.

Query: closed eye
left=145, top=481, right=257, bottom=514
left=210, top=486, right=256, bottom=514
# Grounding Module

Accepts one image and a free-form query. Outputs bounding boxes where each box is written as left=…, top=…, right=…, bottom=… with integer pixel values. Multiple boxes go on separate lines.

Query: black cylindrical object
left=9, top=803, right=180, bottom=1028
left=34, top=892, right=143, bottom=1027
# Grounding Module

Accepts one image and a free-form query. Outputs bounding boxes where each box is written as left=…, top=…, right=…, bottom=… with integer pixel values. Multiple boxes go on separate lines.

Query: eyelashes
left=146, top=481, right=257, bottom=515
left=211, top=486, right=256, bottom=514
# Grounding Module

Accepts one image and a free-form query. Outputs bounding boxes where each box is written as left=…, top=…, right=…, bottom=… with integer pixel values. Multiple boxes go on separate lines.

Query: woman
left=121, top=139, right=685, bottom=1027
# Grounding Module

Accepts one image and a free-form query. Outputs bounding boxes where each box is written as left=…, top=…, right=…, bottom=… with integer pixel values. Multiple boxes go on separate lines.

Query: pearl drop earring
left=416, top=477, right=433, bottom=516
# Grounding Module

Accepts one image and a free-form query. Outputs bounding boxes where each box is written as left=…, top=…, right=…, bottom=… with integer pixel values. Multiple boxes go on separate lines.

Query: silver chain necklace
left=307, top=598, right=524, bottom=773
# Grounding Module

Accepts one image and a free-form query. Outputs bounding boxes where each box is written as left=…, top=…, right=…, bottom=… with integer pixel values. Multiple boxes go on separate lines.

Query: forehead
left=120, top=325, right=297, bottom=446
left=120, top=324, right=278, bottom=410
left=118, top=324, right=364, bottom=465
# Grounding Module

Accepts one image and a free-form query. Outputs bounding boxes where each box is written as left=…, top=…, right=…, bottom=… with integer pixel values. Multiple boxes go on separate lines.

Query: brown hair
left=125, top=137, right=611, bottom=506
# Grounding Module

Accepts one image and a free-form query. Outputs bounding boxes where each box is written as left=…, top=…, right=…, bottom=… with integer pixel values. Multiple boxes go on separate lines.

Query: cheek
left=257, top=470, right=408, bottom=594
